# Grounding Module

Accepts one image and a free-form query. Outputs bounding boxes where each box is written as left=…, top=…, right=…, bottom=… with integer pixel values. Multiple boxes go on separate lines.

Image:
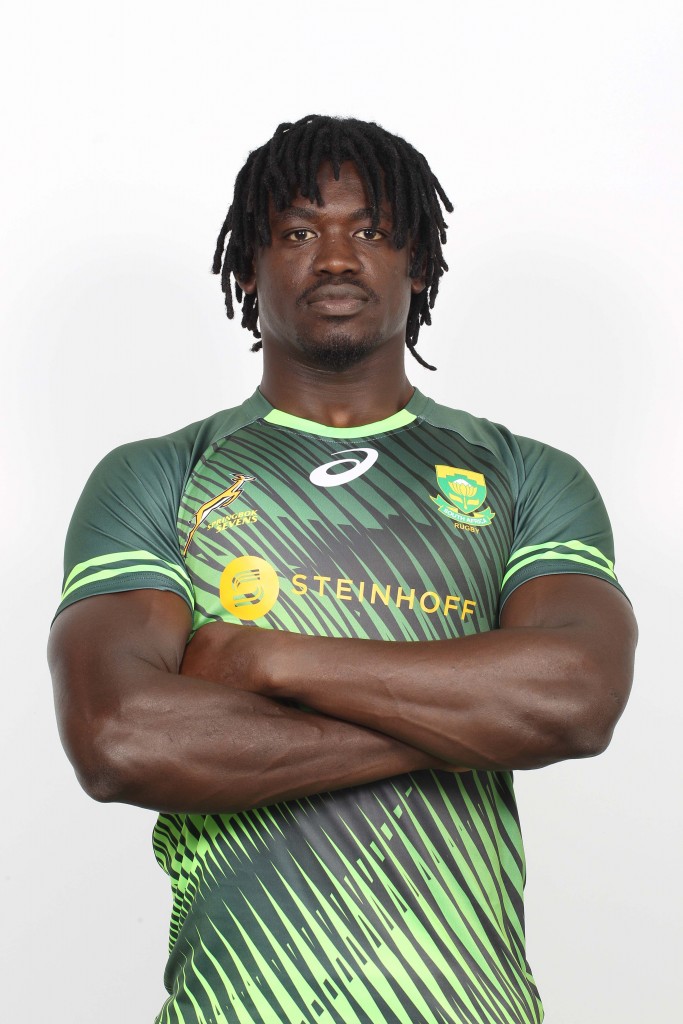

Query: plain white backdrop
left=2, top=2, right=681, bottom=1021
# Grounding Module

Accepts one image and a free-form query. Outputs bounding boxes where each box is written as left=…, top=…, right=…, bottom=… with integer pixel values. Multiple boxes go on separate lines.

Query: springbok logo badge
left=431, top=466, right=495, bottom=527
left=183, top=473, right=255, bottom=555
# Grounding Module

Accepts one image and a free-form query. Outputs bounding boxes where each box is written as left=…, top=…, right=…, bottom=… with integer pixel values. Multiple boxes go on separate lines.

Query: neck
left=259, top=342, right=414, bottom=428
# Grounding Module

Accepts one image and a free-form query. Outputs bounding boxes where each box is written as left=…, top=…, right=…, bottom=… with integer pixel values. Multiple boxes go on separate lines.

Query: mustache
left=296, top=278, right=380, bottom=306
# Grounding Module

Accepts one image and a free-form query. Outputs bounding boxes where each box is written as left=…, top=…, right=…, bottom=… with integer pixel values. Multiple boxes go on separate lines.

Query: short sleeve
left=55, top=438, right=194, bottom=620
left=499, top=437, right=626, bottom=609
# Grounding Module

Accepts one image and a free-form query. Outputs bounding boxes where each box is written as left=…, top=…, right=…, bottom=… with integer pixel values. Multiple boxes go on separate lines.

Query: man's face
left=239, top=161, right=425, bottom=370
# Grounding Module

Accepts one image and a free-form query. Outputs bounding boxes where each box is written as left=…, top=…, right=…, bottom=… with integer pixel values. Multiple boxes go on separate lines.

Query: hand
left=180, top=621, right=275, bottom=692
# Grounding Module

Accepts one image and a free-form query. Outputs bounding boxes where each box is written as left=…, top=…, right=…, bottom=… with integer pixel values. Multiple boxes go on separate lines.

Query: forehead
left=271, top=161, right=390, bottom=221
left=309, top=161, right=367, bottom=201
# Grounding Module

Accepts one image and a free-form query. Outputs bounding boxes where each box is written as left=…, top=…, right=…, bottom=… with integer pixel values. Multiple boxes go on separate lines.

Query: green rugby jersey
left=56, top=389, right=624, bottom=1024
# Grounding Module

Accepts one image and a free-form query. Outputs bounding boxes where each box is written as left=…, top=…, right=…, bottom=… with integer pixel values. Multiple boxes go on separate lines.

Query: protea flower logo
left=431, top=465, right=495, bottom=527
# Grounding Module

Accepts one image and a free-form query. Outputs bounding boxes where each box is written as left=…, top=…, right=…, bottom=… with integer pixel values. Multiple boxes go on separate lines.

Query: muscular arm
left=48, top=590, right=450, bottom=814
left=183, top=575, right=637, bottom=771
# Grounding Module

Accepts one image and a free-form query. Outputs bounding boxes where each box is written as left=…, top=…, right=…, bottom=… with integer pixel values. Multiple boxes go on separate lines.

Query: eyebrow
left=273, top=205, right=393, bottom=224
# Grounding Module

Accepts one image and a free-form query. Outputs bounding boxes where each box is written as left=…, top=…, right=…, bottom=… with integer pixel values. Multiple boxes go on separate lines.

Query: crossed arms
left=48, top=572, right=636, bottom=814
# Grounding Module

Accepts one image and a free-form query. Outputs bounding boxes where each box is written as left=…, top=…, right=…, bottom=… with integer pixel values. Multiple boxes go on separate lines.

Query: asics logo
left=309, top=448, right=379, bottom=488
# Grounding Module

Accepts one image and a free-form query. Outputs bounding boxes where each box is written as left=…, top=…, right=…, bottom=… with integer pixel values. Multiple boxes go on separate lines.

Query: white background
left=2, top=2, right=681, bottom=1021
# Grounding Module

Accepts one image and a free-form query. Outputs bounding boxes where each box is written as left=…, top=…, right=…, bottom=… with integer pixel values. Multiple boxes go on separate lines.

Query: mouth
left=306, top=284, right=370, bottom=316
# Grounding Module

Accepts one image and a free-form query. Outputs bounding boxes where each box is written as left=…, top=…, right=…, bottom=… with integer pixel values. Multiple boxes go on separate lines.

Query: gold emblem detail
left=183, top=473, right=255, bottom=556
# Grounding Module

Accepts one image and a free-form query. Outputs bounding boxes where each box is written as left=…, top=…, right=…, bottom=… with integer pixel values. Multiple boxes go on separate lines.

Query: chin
left=296, top=331, right=381, bottom=372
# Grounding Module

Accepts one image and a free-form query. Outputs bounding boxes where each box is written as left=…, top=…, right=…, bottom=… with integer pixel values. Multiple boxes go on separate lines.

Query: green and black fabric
left=56, top=389, right=624, bottom=1024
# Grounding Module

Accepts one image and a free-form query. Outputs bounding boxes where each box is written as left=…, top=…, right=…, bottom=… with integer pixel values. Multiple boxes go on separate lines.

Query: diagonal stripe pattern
left=154, top=413, right=555, bottom=1023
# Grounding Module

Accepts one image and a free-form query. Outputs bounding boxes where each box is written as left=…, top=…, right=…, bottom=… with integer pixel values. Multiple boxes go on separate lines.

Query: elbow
left=522, top=707, right=616, bottom=768
left=562, top=718, right=615, bottom=760
left=60, top=713, right=135, bottom=804
left=559, top=659, right=632, bottom=760
left=565, top=609, right=637, bottom=759
left=75, top=759, right=125, bottom=804
left=518, top=643, right=633, bottom=766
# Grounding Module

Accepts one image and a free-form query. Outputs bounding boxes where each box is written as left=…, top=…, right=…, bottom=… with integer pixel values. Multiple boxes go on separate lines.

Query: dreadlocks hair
left=212, top=114, right=453, bottom=370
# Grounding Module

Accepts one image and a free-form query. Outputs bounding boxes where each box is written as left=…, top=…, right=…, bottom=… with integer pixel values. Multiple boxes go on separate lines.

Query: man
left=49, top=115, right=637, bottom=1024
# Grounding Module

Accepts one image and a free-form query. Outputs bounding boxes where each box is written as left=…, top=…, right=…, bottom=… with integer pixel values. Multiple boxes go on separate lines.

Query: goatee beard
left=296, top=332, right=379, bottom=372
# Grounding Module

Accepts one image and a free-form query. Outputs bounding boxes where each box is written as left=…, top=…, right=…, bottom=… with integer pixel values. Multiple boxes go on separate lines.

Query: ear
left=409, top=244, right=427, bottom=294
left=236, top=267, right=257, bottom=295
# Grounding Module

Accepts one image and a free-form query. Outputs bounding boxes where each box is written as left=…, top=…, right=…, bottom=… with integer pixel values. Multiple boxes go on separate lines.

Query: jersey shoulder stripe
left=60, top=550, right=195, bottom=607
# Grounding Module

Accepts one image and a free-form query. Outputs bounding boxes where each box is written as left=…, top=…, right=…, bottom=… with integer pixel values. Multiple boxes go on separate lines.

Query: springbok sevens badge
left=431, top=466, right=496, bottom=527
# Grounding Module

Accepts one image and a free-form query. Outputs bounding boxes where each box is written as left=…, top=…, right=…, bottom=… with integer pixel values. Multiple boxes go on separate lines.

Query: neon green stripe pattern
left=502, top=540, right=616, bottom=589
left=61, top=550, right=194, bottom=608
left=154, top=410, right=553, bottom=1023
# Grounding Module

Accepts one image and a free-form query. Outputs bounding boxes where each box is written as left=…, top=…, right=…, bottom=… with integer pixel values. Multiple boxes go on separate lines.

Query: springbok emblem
left=183, top=473, right=255, bottom=556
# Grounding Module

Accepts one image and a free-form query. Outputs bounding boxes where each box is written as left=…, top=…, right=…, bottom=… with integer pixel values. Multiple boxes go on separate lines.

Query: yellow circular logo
left=219, top=555, right=280, bottom=620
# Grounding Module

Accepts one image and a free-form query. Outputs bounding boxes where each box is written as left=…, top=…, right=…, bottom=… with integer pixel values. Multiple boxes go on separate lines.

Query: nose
left=311, top=231, right=363, bottom=275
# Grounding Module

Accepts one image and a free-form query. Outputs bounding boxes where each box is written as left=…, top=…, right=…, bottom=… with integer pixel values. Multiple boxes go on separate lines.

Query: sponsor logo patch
left=309, top=448, right=378, bottom=487
left=220, top=555, right=280, bottom=620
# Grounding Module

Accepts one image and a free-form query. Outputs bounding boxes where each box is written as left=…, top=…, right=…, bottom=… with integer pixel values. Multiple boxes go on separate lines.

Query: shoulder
left=86, top=392, right=268, bottom=496
left=56, top=393, right=270, bottom=617
left=417, top=393, right=582, bottom=492
left=415, top=393, right=623, bottom=606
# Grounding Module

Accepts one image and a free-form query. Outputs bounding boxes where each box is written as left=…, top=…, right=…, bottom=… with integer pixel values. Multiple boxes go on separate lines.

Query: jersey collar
left=255, top=388, right=429, bottom=438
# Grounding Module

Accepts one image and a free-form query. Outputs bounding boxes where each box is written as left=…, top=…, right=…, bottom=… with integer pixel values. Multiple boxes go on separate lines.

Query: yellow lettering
left=456, top=522, right=479, bottom=534
left=396, top=587, right=415, bottom=609
left=313, top=575, right=331, bottom=596
left=419, top=591, right=440, bottom=614
left=288, top=572, right=473, bottom=619
left=291, top=574, right=308, bottom=595
left=370, top=582, right=391, bottom=606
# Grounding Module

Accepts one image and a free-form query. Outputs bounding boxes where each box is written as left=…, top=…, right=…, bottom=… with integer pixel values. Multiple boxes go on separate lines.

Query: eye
left=354, top=228, right=385, bottom=241
left=285, top=229, right=316, bottom=242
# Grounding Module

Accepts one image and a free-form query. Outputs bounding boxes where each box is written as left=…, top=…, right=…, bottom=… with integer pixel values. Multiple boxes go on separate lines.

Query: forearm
left=246, top=578, right=637, bottom=771
left=78, top=670, right=444, bottom=813
left=49, top=592, right=453, bottom=815
left=265, top=627, right=603, bottom=769
left=183, top=626, right=604, bottom=772
left=186, top=578, right=634, bottom=772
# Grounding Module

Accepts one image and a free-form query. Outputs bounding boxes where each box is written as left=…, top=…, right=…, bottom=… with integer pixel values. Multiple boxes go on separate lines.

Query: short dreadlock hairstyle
left=212, top=114, right=453, bottom=370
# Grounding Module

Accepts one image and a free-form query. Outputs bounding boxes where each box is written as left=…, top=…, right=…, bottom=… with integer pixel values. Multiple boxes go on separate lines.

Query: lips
left=307, top=284, right=370, bottom=315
